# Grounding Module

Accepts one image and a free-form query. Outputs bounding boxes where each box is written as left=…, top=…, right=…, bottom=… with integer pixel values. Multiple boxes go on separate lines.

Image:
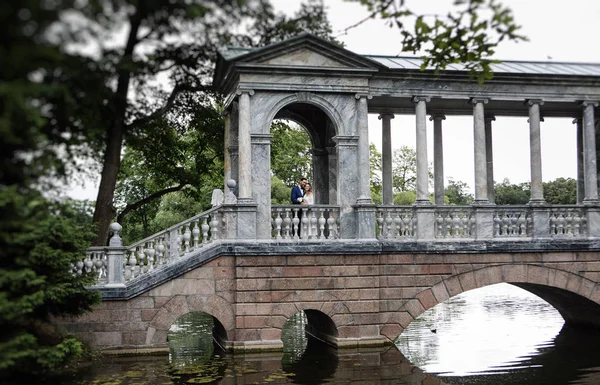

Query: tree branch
left=116, top=183, right=187, bottom=223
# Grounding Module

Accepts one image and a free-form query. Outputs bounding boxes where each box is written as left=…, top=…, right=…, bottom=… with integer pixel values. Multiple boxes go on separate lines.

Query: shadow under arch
left=167, top=311, right=228, bottom=363
left=281, top=309, right=339, bottom=384
left=385, top=264, right=600, bottom=341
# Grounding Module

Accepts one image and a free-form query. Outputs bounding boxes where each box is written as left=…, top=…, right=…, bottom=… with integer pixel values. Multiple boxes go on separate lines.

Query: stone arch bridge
left=59, top=238, right=600, bottom=352
left=58, top=33, right=600, bottom=353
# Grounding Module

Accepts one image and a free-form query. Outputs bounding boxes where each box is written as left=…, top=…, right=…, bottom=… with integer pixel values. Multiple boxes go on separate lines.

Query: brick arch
left=381, top=264, right=600, bottom=341
left=146, top=294, right=234, bottom=346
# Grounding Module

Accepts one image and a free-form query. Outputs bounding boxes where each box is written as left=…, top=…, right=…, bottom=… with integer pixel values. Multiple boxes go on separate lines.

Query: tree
left=494, top=178, right=530, bottom=205
left=392, top=146, right=418, bottom=192
left=348, top=0, right=527, bottom=82
left=445, top=179, right=473, bottom=205
left=1, top=3, right=101, bottom=376
left=369, top=144, right=383, bottom=204
left=543, top=177, right=577, bottom=205
left=270, top=120, right=313, bottom=186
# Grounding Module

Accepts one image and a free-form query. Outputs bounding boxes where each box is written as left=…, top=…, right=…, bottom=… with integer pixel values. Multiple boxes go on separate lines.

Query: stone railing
left=271, top=205, right=340, bottom=240
left=493, top=206, right=531, bottom=238
left=549, top=206, right=586, bottom=237
left=376, top=206, right=416, bottom=240
left=75, top=206, right=224, bottom=287
left=435, top=206, right=474, bottom=239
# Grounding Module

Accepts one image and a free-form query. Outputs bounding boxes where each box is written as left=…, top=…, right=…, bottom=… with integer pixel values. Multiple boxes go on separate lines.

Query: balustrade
left=549, top=206, right=586, bottom=237
left=493, top=207, right=531, bottom=238
left=79, top=203, right=599, bottom=288
left=435, top=207, right=474, bottom=239
left=271, top=205, right=340, bottom=240
left=376, top=206, right=415, bottom=240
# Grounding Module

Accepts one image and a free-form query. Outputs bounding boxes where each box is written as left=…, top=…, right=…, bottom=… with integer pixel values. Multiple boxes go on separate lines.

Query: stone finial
left=109, top=222, right=123, bottom=247
left=225, top=179, right=238, bottom=204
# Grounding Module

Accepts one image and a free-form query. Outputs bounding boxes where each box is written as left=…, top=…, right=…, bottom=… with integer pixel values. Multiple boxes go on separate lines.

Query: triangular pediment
left=259, top=47, right=350, bottom=68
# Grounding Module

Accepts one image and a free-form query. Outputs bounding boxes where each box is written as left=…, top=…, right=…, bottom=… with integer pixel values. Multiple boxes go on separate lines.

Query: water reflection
left=40, top=284, right=600, bottom=385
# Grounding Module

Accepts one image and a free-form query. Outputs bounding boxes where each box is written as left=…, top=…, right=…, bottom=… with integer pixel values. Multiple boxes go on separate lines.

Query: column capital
left=429, top=114, right=446, bottom=121
left=470, top=97, right=489, bottom=105
left=412, top=96, right=431, bottom=103
left=378, top=113, right=395, bottom=120
left=236, top=88, right=255, bottom=96
left=484, top=115, right=496, bottom=122
left=355, top=93, right=372, bottom=100
left=581, top=100, right=600, bottom=108
left=250, top=133, right=273, bottom=145
left=526, top=99, right=544, bottom=106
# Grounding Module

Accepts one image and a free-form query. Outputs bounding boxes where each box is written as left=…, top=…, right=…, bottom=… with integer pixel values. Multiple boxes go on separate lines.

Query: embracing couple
left=290, top=177, right=314, bottom=205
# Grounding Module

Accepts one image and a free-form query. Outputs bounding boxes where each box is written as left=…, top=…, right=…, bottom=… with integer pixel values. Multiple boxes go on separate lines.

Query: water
left=43, top=283, right=600, bottom=384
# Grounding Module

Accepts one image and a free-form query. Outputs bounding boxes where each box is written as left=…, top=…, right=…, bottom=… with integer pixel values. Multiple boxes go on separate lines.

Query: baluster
left=84, top=252, right=94, bottom=274
left=136, top=246, right=145, bottom=275
left=436, top=214, right=444, bottom=238
left=274, top=210, right=282, bottom=239
left=451, top=213, right=460, bottom=238
left=201, top=217, right=210, bottom=244
left=573, top=212, right=581, bottom=236
left=327, top=212, right=337, bottom=239
left=155, top=237, right=165, bottom=266
left=393, top=211, right=402, bottom=239
left=283, top=210, right=291, bottom=239
left=493, top=213, right=501, bottom=237
left=557, top=213, right=566, bottom=235
left=145, top=241, right=155, bottom=272
left=318, top=209, right=326, bottom=240
left=211, top=212, right=220, bottom=241
left=301, top=210, right=309, bottom=240
left=516, top=214, right=526, bottom=236
left=461, top=213, right=470, bottom=237
left=189, top=219, right=204, bottom=251
left=182, top=224, right=191, bottom=253
left=94, top=251, right=105, bottom=280
left=129, top=248, right=137, bottom=279
left=76, top=258, right=84, bottom=276
left=565, top=210, right=574, bottom=235
left=292, top=209, right=300, bottom=239
left=376, top=211, right=384, bottom=239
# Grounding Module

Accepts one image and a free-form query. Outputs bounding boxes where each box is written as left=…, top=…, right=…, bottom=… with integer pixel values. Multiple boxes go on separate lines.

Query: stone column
left=430, top=114, right=446, bottom=205
left=471, top=98, right=490, bottom=204
left=311, top=147, right=329, bottom=204
left=227, top=102, right=239, bottom=202
left=582, top=101, right=599, bottom=205
left=412, top=96, right=431, bottom=205
left=485, top=115, right=496, bottom=204
left=235, top=90, right=257, bottom=240
left=333, top=136, right=359, bottom=239
left=575, top=118, right=584, bottom=204
left=356, top=94, right=373, bottom=203
left=237, top=89, right=254, bottom=202
left=379, top=113, right=395, bottom=205
left=252, top=134, right=273, bottom=239
left=527, top=99, right=545, bottom=204
left=327, top=146, right=338, bottom=205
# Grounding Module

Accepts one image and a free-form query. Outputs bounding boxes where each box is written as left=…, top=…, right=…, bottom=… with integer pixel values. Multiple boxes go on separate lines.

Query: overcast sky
left=69, top=0, right=600, bottom=199
left=272, top=0, right=600, bottom=191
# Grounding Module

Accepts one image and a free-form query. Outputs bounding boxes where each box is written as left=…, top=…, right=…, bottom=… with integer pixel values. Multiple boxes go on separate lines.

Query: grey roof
left=366, top=55, right=600, bottom=76
left=219, top=45, right=600, bottom=77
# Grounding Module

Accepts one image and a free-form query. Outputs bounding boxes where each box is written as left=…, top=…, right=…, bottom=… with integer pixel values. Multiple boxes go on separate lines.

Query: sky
left=68, top=0, right=600, bottom=200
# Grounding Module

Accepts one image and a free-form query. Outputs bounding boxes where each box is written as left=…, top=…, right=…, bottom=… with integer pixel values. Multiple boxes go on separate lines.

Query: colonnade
left=377, top=98, right=600, bottom=207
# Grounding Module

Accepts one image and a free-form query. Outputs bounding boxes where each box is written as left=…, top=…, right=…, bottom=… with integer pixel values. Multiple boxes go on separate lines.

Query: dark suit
left=291, top=185, right=304, bottom=204
left=290, top=184, right=304, bottom=237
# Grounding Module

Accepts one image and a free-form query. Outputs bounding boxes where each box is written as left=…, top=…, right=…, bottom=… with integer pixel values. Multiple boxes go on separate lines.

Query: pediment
left=259, top=47, right=350, bottom=68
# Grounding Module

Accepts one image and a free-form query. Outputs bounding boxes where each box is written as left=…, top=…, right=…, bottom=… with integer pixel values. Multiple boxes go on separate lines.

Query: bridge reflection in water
left=50, top=285, right=600, bottom=385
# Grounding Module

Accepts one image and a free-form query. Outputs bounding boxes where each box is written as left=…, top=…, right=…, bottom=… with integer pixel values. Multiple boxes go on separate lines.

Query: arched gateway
left=59, top=33, right=600, bottom=353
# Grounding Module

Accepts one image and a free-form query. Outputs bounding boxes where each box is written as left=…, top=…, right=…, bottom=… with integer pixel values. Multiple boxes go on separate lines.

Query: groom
left=290, top=177, right=307, bottom=237
left=291, top=177, right=307, bottom=204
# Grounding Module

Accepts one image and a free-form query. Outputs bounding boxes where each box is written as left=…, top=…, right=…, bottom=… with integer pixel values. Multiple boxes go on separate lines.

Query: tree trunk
left=91, top=8, right=144, bottom=246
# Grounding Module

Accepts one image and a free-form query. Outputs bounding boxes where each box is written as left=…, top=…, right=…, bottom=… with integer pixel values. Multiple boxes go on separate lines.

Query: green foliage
left=392, top=146, right=418, bottom=192
left=369, top=144, right=382, bottom=203
left=0, top=187, right=100, bottom=376
left=271, top=176, right=292, bottom=204
left=543, top=177, right=577, bottom=205
left=494, top=178, right=530, bottom=205
left=393, top=191, right=417, bottom=205
left=445, top=179, right=474, bottom=205
left=270, top=120, right=312, bottom=186
left=350, top=0, right=527, bottom=82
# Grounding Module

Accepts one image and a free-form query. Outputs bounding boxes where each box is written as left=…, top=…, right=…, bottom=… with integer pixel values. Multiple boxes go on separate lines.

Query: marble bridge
left=58, top=33, right=600, bottom=353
